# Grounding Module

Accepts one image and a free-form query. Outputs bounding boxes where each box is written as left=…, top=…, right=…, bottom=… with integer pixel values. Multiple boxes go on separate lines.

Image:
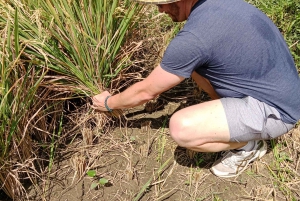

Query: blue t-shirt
left=161, top=0, right=300, bottom=124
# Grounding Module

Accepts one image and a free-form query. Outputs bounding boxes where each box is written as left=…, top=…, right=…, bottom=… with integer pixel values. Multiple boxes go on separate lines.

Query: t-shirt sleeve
left=160, top=31, right=209, bottom=78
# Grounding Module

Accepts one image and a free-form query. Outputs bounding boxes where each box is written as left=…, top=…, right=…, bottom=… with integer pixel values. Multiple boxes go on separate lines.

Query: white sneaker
left=210, top=140, right=267, bottom=178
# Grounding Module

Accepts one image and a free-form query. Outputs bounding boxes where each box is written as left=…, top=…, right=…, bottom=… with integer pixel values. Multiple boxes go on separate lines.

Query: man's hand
left=91, top=91, right=112, bottom=111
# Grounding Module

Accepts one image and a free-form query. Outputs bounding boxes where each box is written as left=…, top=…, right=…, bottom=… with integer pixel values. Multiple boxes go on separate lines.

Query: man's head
left=134, top=0, right=198, bottom=22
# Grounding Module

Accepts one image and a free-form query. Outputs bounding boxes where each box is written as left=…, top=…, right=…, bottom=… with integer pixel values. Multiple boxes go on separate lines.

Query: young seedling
left=87, top=170, right=109, bottom=190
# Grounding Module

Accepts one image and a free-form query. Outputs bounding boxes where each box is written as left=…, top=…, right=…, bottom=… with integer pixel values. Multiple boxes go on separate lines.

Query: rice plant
left=18, top=0, right=142, bottom=96
left=0, top=7, right=49, bottom=198
left=0, top=0, right=142, bottom=199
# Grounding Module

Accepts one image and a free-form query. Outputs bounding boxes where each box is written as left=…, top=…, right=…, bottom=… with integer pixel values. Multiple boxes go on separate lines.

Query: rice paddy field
left=0, top=0, right=299, bottom=200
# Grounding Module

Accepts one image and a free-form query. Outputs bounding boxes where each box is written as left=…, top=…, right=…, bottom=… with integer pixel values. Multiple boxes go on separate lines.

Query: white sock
left=237, top=141, right=255, bottom=152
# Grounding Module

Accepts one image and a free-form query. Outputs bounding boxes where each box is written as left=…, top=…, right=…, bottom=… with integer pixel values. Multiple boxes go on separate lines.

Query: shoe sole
left=211, top=140, right=268, bottom=178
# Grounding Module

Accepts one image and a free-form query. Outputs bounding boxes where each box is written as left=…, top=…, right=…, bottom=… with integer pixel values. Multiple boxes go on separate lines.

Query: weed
left=87, top=170, right=109, bottom=189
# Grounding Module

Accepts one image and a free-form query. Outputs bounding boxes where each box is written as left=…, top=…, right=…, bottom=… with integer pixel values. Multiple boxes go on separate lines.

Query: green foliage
left=0, top=7, right=45, bottom=160
left=157, top=117, right=168, bottom=163
left=268, top=139, right=299, bottom=199
left=3, top=0, right=142, bottom=96
left=90, top=178, right=109, bottom=189
left=87, top=170, right=97, bottom=177
left=87, top=170, right=109, bottom=189
left=0, top=6, right=49, bottom=198
left=194, top=153, right=204, bottom=167
left=133, top=157, right=172, bottom=201
left=248, top=0, right=300, bottom=70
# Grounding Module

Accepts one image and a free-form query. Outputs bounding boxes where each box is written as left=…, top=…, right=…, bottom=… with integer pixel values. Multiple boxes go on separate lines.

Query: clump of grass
left=265, top=137, right=300, bottom=200
left=0, top=8, right=50, bottom=198
left=20, top=0, right=142, bottom=96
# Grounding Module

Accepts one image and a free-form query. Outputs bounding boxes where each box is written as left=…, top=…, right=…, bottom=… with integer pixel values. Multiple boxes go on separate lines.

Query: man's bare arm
left=191, top=71, right=220, bottom=100
left=92, top=65, right=185, bottom=111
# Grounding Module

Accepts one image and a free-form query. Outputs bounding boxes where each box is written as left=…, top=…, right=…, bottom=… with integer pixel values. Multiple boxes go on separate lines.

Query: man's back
left=161, top=0, right=300, bottom=124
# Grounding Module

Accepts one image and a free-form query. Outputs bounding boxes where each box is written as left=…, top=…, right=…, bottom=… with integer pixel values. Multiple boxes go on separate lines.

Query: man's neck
left=185, top=0, right=200, bottom=18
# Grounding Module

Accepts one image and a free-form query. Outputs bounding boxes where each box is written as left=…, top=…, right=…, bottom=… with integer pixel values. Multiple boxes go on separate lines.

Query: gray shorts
left=220, top=96, right=294, bottom=142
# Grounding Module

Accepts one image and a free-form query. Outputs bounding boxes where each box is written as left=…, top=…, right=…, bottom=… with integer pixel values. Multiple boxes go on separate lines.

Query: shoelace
left=221, top=151, right=248, bottom=168
left=220, top=141, right=261, bottom=169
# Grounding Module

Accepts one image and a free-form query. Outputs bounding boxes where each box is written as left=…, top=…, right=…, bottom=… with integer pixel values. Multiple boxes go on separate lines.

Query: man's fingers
left=91, top=105, right=106, bottom=110
left=91, top=96, right=100, bottom=103
left=92, top=96, right=103, bottom=105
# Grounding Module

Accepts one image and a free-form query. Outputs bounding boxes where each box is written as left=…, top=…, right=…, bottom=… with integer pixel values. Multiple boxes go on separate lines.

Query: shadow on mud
left=173, top=146, right=219, bottom=169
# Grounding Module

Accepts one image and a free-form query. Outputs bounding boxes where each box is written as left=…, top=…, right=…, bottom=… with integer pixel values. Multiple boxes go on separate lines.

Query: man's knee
left=169, top=111, right=204, bottom=147
left=169, top=112, right=187, bottom=146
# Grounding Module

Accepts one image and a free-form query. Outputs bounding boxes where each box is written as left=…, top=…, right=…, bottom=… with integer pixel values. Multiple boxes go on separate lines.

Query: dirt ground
left=21, top=80, right=300, bottom=201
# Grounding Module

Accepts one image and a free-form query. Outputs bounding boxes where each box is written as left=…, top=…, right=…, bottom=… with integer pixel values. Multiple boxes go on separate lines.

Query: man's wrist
left=104, top=96, right=113, bottom=112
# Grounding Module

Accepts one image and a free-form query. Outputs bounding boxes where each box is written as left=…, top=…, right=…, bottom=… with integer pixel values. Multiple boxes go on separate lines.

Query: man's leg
left=169, top=99, right=246, bottom=152
left=181, top=72, right=291, bottom=178
left=191, top=72, right=220, bottom=100
left=169, top=99, right=268, bottom=178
